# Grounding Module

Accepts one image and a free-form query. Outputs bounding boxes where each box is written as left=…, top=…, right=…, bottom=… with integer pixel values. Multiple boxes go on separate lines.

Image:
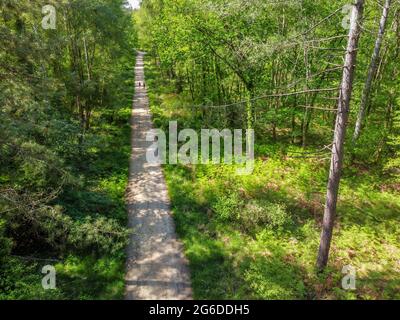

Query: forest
left=1, top=0, right=137, bottom=299
left=1, top=0, right=400, bottom=300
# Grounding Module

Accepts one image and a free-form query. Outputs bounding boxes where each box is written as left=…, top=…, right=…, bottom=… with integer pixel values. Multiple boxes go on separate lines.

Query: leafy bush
left=241, top=200, right=290, bottom=232
left=0, top=219, right=12, bottom=262
left=213, top=193, right=290, bottom=233
left=69, top=217, right=130, bottom=255
left=0, top=256, right=67, bottom=300
left=212, top=193, right=244, bottom=221
left=385, top=109, right=400, bottom=181
left=2, top=188, right=129, bottom=256
left=14, top=141, right=66, bottom=190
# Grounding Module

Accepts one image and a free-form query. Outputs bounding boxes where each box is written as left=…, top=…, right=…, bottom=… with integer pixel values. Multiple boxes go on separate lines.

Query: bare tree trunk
left=83, top=37, right=93, bottom=130
left=316, top=0, right=365, bottom=271
left=301, top=1, right=309, bottom=148
left=302, top=45, right=310, bottom=148
left=353, top=0, right=391, bottom=142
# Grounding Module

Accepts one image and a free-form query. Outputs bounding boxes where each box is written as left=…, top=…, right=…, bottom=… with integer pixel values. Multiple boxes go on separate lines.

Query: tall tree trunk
left=299, top=1, right=308, bottom=147
left=83, top=37, right=93, bottom=130
left=302, top=34, right=310, bottom=148
left=245, top=82, right=255, bottom=131
left=316, top=0, right=365, bottom=271
left=186, top=66, right=195, bottom=101
left=291, top=89, right=297, bottom=144
left=352, top=0, right=391, bottom=142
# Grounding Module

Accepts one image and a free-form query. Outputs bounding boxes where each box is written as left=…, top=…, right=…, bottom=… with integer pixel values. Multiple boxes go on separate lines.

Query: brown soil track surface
left=125, top=51, right=192, bottom=300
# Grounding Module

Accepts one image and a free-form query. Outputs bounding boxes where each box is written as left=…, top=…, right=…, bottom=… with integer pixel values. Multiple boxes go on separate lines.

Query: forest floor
left=125, top=52, right=192, bottom=300
left=143, top=54, right=400, bottom=300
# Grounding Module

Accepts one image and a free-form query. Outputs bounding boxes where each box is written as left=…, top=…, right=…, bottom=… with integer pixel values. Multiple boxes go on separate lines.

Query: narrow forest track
left=125, top=51, right=193, bottom=300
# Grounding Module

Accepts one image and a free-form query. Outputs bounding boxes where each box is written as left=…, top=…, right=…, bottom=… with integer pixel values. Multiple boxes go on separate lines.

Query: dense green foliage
left=1, top=0, right=399, bottom=301
left=137, top=0, right=400, bottom=167
left=0, top=0, right=137, bottom=299
left=137, top=0, right=400, bottom=299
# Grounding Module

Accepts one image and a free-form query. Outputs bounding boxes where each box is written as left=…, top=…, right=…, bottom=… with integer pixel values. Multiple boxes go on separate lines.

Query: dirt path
left=125, top=51, right=192, bottom=300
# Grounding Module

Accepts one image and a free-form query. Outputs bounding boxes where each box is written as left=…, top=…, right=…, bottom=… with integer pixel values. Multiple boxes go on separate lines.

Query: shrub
left=2, top=189, right=129, bottom=256
left=69, top=216, right=130, bottom=255
left=0, top=219, right=12, bottom=262
left=212, top=193, right=291, bottom=233
left=240, top=200, right=291, bottom=232
left=212, top=193, right=244, bottom=221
